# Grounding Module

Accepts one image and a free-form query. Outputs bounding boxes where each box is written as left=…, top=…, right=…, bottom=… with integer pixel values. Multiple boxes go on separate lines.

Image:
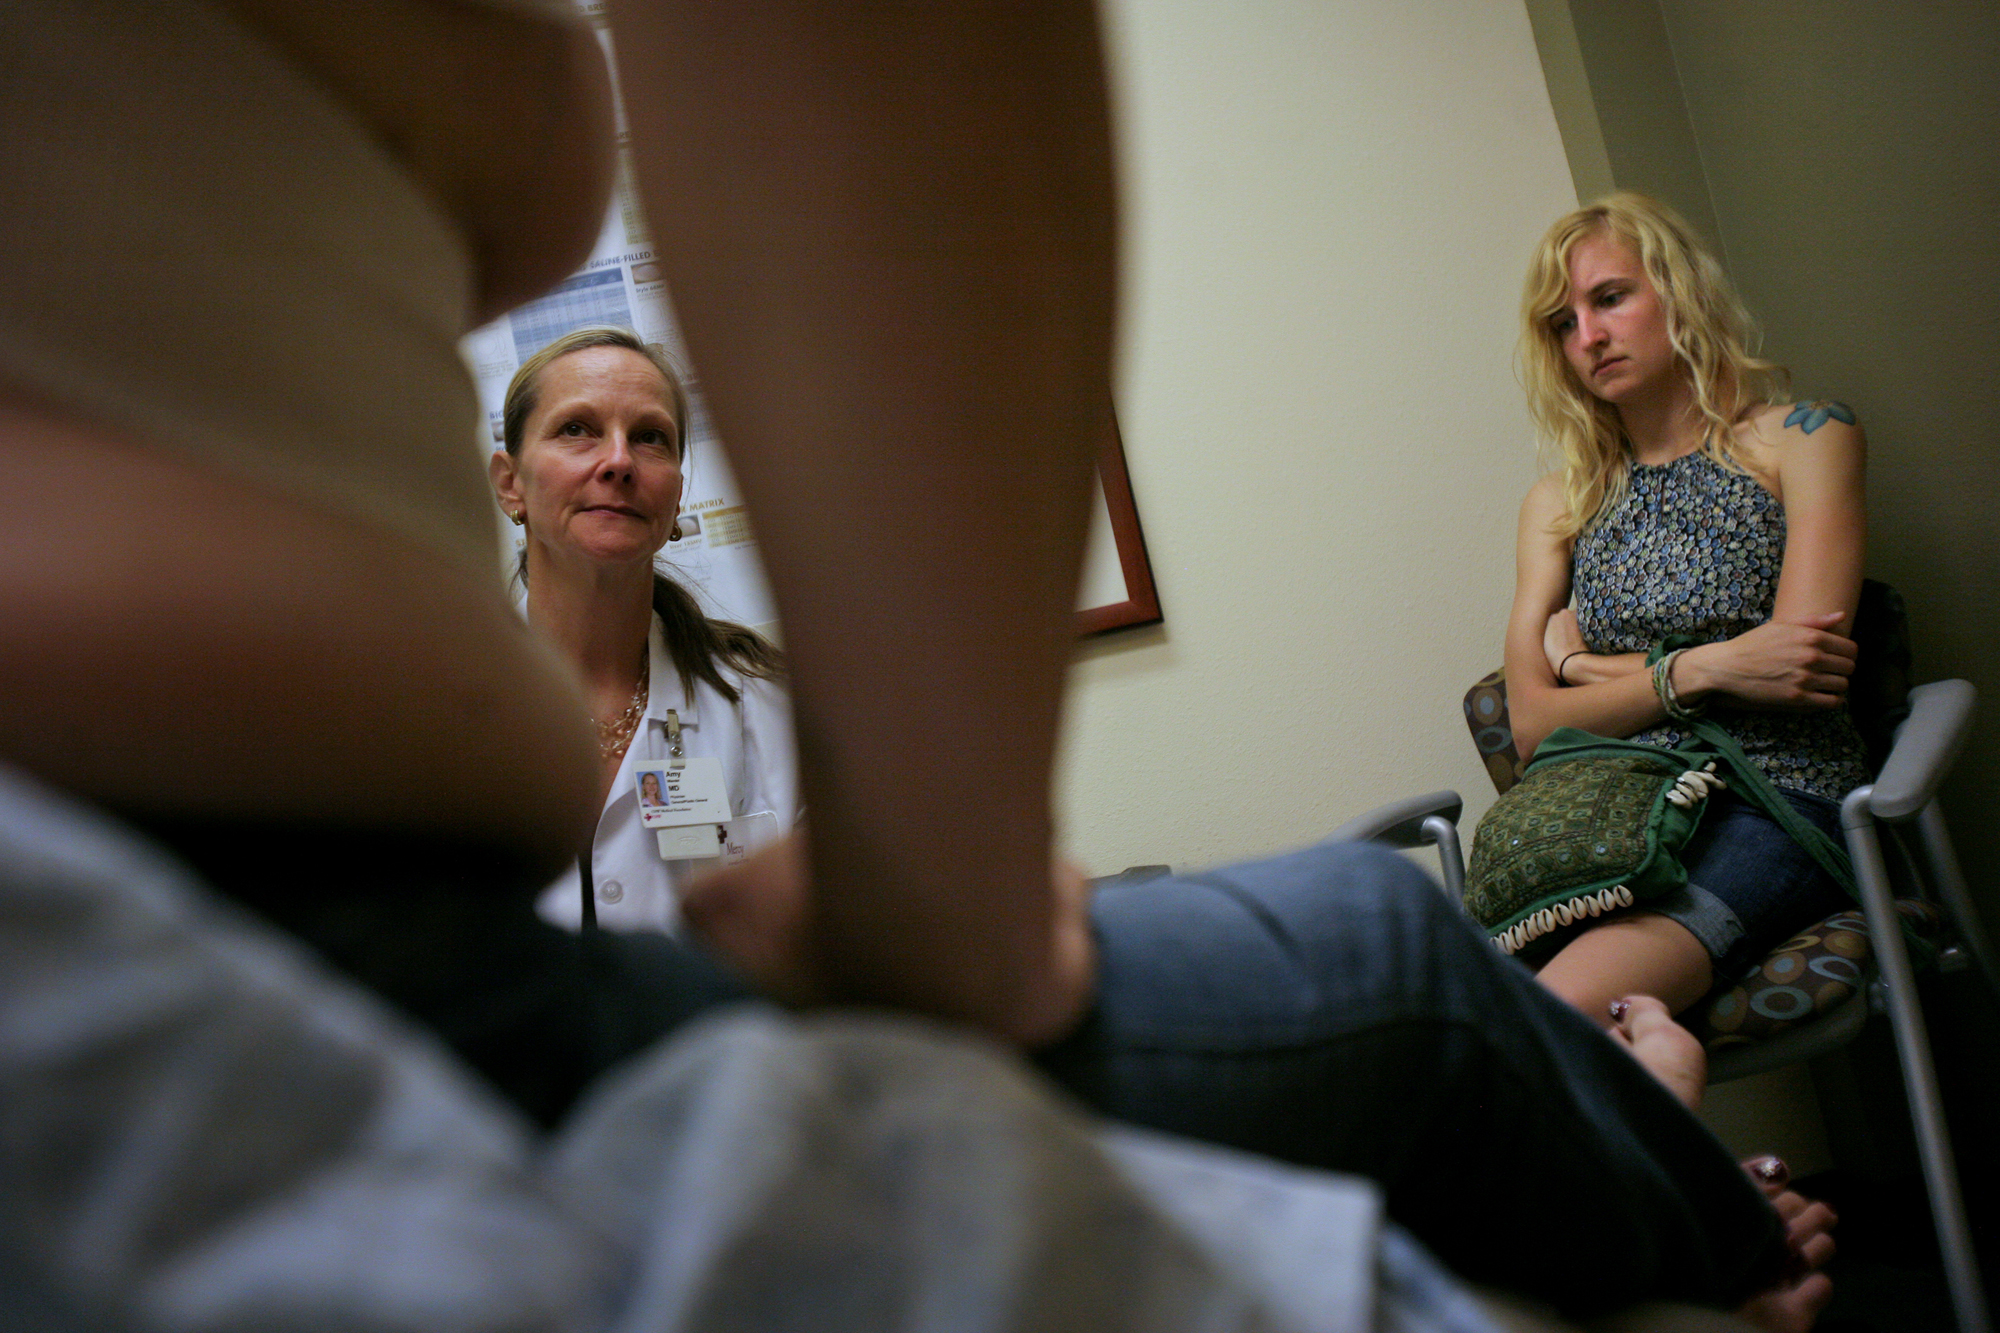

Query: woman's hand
left=1677, top=612, right=1857, bottom=712
left=1543, top=607, right=1586, bottom=681
left=681, top=829, right=1099, bottom=1045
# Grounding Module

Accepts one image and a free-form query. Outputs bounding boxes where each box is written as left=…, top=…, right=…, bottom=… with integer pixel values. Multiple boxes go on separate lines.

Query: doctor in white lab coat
left=488, top=325, right=797, bottom=935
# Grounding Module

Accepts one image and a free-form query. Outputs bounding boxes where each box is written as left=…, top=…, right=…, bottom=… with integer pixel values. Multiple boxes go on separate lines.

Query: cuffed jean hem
left=1645, top=880, right=1748, bottom=964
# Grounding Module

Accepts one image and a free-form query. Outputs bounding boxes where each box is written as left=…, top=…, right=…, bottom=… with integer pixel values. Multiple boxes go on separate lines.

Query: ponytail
left=649, top=569, right=784, bottom=704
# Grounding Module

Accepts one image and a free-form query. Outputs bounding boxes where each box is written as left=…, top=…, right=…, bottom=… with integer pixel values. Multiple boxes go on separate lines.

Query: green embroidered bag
left=1465, top=729, right=1722, bottom=955
left=1464, top=719, right=1859, bottom=958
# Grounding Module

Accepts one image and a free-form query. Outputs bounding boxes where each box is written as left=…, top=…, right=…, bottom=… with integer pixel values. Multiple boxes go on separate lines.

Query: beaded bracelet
left=1652, top=646, right=1704, bottom=722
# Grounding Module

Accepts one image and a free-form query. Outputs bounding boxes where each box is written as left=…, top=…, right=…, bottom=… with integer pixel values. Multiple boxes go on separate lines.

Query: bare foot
left=1738, top=1272, right=1833, bottom=1333
left=1733, top=1157, right=1838, bottom=1333
left=1606, top=995, right=1706, bottom=1111
left=1749, top=1163, right=1838, bottom=1272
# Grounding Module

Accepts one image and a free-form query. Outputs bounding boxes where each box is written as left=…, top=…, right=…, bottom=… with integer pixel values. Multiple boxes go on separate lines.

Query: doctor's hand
left=680, top=829, right=1099, bottom=1046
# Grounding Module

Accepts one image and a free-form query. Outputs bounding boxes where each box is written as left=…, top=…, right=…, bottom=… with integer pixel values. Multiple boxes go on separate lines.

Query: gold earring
left=510, top=510, right=525, bottom=526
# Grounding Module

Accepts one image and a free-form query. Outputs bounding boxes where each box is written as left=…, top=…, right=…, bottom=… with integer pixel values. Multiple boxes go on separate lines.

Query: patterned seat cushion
left=1688, top=901, right=1942, bottom=1052
left=1463, top=668, right=1525, bottom=795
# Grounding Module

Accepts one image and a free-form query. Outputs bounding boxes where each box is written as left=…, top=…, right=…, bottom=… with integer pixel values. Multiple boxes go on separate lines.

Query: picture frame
left=1076, top=410, right=1163, bottom=636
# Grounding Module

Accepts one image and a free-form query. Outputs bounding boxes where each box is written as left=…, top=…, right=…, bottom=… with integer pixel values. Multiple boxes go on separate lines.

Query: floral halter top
left=1572, top=448, right=1869, bottom=801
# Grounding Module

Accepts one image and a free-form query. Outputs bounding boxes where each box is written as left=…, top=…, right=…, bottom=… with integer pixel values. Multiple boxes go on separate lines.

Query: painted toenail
left=1608, top=999, right=1630, bottom=1021
left=1751, top=1155, right=1788, bottom=1184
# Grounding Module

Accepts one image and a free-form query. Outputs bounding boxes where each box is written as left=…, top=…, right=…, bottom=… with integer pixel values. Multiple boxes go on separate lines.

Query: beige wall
left=1055, top=0, right=1579, bottom=877
left=1520, top=0, right=1720, bottom=248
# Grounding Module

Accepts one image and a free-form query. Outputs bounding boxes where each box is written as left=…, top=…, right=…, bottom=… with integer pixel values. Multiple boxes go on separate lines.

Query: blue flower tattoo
left=1784, top=400, right=1856, bottom=434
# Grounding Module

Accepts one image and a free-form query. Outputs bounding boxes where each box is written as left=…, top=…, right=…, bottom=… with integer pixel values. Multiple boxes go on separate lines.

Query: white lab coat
left=536, top=616, right=799, bottom=933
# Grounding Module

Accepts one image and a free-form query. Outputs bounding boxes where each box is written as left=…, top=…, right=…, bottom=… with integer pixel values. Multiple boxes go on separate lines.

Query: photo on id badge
left=631, top=758, right=729, bottom=830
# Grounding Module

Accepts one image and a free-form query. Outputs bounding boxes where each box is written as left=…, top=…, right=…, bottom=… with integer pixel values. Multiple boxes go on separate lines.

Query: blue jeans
left=173, top=825, right=1785, bottom=1319
left=1655, top=790, right=1850, bottom=980
left=1040, top=842, right=1785, bottom=1316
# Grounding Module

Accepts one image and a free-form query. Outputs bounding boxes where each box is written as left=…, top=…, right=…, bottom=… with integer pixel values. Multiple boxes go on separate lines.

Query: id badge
left=717, top=810, right=782, bottom=865
left=655, top=810, right=783, bottom=864
left=633, top=756, right=730, bottom=829
left=655, top=823, right=726, bottom=859
left=656, top=808, right=780, bottom=860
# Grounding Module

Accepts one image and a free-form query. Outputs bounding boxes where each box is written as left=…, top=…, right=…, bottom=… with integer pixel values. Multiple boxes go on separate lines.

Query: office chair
left=1330, top=662, right=1994, bottom=1333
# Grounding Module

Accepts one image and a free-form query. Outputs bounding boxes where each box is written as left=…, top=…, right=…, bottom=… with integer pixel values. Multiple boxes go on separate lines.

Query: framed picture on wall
left=1075, top=409, right=1163, bottom=637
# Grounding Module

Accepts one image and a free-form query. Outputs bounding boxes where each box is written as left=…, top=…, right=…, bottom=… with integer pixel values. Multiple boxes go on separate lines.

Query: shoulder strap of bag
left=1649, top=640, right=1935, bottom=965
left=1646, top=636, right=1854, bottom=891
left=1682, top=717, right=1854, bottom=895
left=1526, top=726, right=1701, bottom=773
left=1688, top=716, right=1935, bottom=966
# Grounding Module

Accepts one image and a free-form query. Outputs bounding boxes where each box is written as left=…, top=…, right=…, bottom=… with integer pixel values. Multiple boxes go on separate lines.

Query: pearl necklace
left=594, top=655, right=649, bottom=760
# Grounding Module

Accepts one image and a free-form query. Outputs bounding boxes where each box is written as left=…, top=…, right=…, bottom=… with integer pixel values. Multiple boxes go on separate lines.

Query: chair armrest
left=1323, top=791, right=1463, bottom=848
left=1089, top=865, right=1172, bottom=890
left=1867, top=679, right=1976, bottom=821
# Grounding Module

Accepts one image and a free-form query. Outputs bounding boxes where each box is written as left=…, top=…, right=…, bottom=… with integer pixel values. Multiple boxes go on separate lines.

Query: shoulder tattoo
left=1784, top=400, right=1857, bottom=435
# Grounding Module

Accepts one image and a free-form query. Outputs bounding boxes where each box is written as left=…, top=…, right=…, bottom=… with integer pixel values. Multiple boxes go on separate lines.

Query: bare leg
left=610, top=1, right=1114, bottom=1043
left=1601, top=996, right=1837, bottom=1332
left=1541, top=921, right=1713, bottom=1116
left=1537, top=912, right=1714, bottom=1025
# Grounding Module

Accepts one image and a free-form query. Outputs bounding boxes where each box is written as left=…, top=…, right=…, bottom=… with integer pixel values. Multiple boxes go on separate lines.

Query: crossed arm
left=1505, top=416, right=1867, bottom=761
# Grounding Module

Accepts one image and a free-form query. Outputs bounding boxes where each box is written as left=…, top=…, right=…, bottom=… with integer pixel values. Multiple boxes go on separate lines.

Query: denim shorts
left=1643, top=788, right=1850, bottom=981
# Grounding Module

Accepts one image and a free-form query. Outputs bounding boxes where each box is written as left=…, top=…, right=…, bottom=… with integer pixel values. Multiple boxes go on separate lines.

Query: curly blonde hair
left=1518, top=192, right=1787, bottom=537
